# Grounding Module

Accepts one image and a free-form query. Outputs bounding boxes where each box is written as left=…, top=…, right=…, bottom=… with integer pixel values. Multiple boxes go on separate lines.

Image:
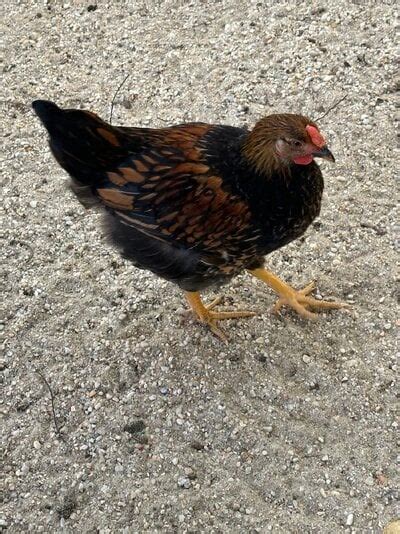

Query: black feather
left=32, top=99, right=141, bottom=185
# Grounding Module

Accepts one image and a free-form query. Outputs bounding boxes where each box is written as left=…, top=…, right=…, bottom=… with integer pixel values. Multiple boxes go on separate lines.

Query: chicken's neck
left=241, top=128, right=281, bottom=175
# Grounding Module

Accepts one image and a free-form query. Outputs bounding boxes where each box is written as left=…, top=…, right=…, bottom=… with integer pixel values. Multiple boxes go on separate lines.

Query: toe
left=289, top=298, right=318, bottom=319
left=206, top=296, right=223, bottom=311
left=209, top=321, right=228, bottom=343
left=299, top=281, right=316, bottom=296
left=210, top=310, right=257, bottom=320
left=302, top=296, right=349, bottom=309
left=272, top=299, right=284, bottom=314
left=273, top=296, right=317, bottom=319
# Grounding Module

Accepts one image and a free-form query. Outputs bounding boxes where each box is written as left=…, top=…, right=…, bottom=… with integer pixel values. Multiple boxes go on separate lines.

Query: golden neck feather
left=242, top=129, right=281, bottom=175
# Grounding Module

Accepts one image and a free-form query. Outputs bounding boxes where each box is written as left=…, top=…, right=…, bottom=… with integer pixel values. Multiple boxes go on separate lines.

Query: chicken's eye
left=283, top=138, right=302, bottom=147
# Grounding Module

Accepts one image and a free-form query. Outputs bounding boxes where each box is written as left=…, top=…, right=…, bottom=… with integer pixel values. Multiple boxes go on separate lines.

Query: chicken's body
left=33, top=100, right=345, bottom=340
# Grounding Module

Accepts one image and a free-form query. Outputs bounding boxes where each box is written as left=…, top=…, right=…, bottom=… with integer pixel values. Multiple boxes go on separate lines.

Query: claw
left=185, top=291, right=257, bottom=342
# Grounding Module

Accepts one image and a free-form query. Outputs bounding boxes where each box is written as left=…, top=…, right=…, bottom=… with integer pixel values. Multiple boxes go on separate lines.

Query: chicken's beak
left=313, top=146, right=335, bottom=162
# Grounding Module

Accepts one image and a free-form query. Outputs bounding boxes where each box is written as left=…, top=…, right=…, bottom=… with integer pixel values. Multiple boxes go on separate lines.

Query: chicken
left=32, top=100, right=346, bottom=341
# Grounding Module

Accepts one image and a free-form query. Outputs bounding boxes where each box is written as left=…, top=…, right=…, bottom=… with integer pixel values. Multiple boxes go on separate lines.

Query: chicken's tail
left=32, top=100, right=139, bottom=187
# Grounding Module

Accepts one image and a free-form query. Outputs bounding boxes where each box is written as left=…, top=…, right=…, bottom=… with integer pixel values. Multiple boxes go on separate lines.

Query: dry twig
left=315, top=93, right=348, bottom=122
left=35, top=369, right=67, bottom=444
left=109, top=73, right=130, bottom=124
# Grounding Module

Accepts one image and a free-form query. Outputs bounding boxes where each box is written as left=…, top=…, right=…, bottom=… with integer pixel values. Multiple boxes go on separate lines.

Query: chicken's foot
left=185, top=291, right=257, bottom=342
left=248, top=268, right=347, bottom=319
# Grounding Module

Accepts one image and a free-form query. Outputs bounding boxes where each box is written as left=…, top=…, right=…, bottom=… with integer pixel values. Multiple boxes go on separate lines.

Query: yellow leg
left=185, top=291, right=257, bottom=342
left=248, top=267, right=348, bottom=320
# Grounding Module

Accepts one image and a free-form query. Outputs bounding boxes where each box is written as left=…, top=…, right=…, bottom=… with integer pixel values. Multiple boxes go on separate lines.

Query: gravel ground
left=2, top=1, right=399, bottom=532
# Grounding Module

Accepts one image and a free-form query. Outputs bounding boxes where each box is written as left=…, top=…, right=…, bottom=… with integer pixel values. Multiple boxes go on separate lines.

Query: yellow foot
left=273, top=281, right=348, bottom=319
left=248, top=268, right=348, bottom=321
left=185, top=292, right=257, bottom=342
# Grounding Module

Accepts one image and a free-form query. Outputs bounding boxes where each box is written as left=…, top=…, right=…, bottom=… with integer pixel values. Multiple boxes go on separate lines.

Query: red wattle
left=293, top=155, right=313, bottom=165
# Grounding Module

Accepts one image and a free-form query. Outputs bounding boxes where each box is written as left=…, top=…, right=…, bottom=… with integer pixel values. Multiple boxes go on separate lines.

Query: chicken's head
left=244, top=114, right=335, bottom=172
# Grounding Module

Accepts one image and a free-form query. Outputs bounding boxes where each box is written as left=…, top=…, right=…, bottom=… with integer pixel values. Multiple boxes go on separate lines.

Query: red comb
left=306, top=125, right=325, bottom=148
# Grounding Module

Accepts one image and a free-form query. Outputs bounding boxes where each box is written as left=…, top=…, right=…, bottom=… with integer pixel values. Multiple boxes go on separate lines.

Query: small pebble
left=177, top=476, right=191, bottom=489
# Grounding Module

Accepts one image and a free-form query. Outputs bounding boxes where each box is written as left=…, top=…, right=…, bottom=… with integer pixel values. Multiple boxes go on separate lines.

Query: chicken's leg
left=185, top=291, right=256, bottom=342
left=248, top=267, right=347, bottom=319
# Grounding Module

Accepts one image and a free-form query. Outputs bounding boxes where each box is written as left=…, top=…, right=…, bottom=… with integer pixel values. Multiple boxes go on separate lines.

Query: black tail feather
left=32, top=100, right=62, bottom=125
left=32, top=100, right=140, bottom=187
